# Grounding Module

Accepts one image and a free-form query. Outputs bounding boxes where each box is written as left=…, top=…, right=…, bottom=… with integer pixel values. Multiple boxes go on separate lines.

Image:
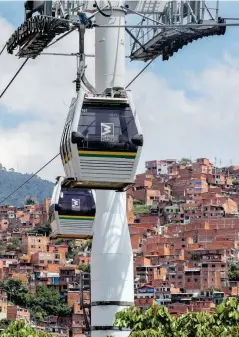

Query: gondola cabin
left=49, top=177, right=96, bottom=239
left=60, top=90, right=143, bottom=190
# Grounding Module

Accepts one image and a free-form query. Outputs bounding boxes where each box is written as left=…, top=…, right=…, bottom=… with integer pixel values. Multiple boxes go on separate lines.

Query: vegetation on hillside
left=113, top=298, right=239, bottom=337
left=0, top=170, right=53, bottom=207
left=81, top=239, right=92, bottom=251
left=0, top=238, right=21, bottom=253
left=29, top=224, right=52, bottom=237
left=78, top=264, right=90, bottom=272
left=0, top=320, right=53, bottom=337
left=0, top=280, right=71, bottom=322
left=232, top=178, right=239, bottom=185
left=134, top=204, right=150, bottom=213
left=179, top=158, right=192, bottom=165
left=228, top=261, right=239, bottom=281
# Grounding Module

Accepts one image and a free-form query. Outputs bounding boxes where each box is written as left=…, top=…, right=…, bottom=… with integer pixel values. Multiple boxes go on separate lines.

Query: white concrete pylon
left=91, top=190, right=134, bottom=336
left=95, top=7, right=126, bottom=92
left=91, top=5, right=134, bottom=336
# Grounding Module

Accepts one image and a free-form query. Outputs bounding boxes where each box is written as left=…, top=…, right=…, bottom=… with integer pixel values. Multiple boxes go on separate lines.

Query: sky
left=1, top=1, right=239, bottom=182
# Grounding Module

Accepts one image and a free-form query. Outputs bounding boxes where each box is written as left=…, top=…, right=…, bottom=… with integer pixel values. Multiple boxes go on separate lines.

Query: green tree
left=0, top=280, right=71, bottom=320
left=54, top=238, right=64, bottom=245
left=0, top=320, right=53, bottom=337
left=0, top=279, right=28, bottom=306
left=24, top=196, right=38, bottom=205
left=215, top=297, right=239, bottom=326
left=228, top=262, right=239, bottom=281
left=27, top=285, right=72, bottom=318
left=179, top=158, right=192, bottom=165
left=79, top=264, right=90, bottom=272
left=0, top=319, right=9, bottom=330
left=114, top=305, right=177, bottom=337
left=7, top=238, right=21, bottom=251
left=29, top=224, right=52, bottom=237
left=232, top=178, right=239, bottom=185
left=80, top=239, right=92, bottom=252
left=133, top=199, right=145, bottom=205
left=114, top=299, right=239, bottom=337
left=176, top=312, right=216, bottom=337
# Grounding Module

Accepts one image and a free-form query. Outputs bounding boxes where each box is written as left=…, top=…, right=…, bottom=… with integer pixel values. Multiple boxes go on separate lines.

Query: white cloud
left=0, top=15, right=239, bottom=182
left=0, top=17, right=95, bottom=180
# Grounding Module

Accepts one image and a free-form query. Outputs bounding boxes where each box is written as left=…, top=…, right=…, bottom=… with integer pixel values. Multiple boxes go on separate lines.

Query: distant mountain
left=0, top=169, right=54, bottom=207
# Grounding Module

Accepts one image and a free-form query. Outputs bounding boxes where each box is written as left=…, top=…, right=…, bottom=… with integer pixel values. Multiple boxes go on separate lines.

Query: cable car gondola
left=49, top=177, right=96, bottom=239
left=60, top=90, right=143, bottom=190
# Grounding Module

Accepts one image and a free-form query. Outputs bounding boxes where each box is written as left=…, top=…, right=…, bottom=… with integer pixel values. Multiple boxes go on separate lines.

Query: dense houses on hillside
left=130, top=158, right=239, bottom=315
left=0, top=157, right=239, bottom=335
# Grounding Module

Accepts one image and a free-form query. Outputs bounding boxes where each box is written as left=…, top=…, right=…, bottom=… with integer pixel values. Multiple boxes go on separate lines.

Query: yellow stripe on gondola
left=79, top=150, right=137, bottom=158
left=64, top=152, right=72, bottom=164
left=59, top=215, right=94, bottom=219
left=55, top=234, right=93, bottom=239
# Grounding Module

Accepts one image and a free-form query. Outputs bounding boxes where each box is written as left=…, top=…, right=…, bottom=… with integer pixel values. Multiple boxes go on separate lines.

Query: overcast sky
left=1, top=1, right=239, bottom=182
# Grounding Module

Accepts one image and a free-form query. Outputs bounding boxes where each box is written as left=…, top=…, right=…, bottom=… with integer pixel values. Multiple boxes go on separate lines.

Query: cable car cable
left=0, top=153, right=60, bottom=204
left=126, top=56, right=156, bottom=89
left=0, top=58, right=29, bottom=100
left=0, top=43, right=6, bottom=56
left=47, top=27, right=77, bottom=49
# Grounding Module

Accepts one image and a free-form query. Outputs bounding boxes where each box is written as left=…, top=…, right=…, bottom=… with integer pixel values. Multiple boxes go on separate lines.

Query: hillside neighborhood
left=0, top=158, right=239, bottom=336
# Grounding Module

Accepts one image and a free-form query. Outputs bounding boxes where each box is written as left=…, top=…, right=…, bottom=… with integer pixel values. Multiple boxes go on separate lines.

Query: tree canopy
left=29, top=224, right=52, bottom=237
left=232, top=178, right=239, bottom=185
left=0, top=280, right=71, bottom=321
left=24, top=196, right=38, bottom=206
left=78, top=264, right=90, bottom=272
left=179, top=158, right=192, bottom=166
left=228, top=262, right=239, bottom=281
left=113, top=298, right=239, bottom=337
left=0, top=320, right=53, bottom=337
left=7, top=238, right=21, bottom=251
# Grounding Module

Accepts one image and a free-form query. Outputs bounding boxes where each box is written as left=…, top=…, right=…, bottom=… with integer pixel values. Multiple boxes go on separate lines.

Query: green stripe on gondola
left=79, top=150, right=136, bottom=159
left=59, top=216, right=94, bottom=221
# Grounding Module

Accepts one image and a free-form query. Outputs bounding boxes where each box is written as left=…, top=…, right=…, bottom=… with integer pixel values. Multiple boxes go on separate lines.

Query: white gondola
left=49, top=176, right=96, bottom=239
left=60, top=90, right=143, bottom=190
